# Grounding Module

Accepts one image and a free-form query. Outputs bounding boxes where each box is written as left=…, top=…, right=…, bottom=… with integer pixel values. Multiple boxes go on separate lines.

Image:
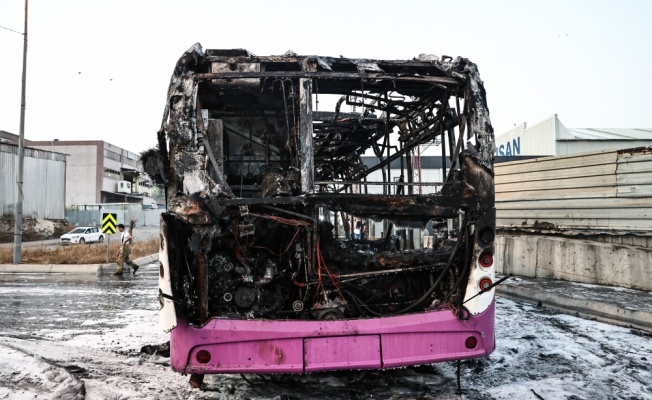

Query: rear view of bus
left=146, top=44, right=496, bottom=378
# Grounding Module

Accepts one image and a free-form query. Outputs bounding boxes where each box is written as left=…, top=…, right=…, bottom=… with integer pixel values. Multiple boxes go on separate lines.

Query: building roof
left=0, top=130, right=19, bottom=144
left=0, top=142, right=68, bottom=162
left=496, top=115, right=652, bottom=142
left=566, top=128, right=652, bottom=140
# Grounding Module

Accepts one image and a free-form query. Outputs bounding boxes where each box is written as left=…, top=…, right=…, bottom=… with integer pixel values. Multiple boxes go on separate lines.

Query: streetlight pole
left=13, top=0, right=28, bottom=264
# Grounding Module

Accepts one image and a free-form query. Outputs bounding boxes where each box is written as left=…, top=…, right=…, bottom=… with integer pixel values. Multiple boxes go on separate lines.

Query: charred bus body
left=145, top=44, right=496, bottom=375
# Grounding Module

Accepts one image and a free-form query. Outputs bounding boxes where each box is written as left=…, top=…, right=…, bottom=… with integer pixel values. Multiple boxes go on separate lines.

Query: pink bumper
left=171, top=301, right=495, bottom=374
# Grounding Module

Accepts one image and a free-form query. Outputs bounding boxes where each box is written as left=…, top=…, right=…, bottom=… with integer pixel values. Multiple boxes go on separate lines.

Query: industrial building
left=27, top=139, right=155, bottom=207
left=494, top=114, right=652, bottom=158
left=1, top=131, right=156, bottom=210
left=0, top=135, right=66, bottom=220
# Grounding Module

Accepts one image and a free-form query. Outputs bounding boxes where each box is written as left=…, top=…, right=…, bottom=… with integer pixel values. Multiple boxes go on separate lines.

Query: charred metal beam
left=203, top=54, right=460, bottom=71
left=445, top=112, right=468, bottom=182
left=197, top=254, right=208, bottom=321
left=305, top=192, right=468, bottom=221
left=450, top=58, right=494, bottom=170
left=315, top=181, right=442, bottom=187
left=220, top=196, right=302, bottom=206
left=324, top=263, right=448, bottom=284
left=195, top=71, right=460, bottom=87
left=313, top=110, right=363, bottom=121
left=299, top=78, right=314, bottom=193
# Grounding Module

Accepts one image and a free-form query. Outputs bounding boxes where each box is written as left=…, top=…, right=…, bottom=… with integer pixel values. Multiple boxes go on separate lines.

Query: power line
left=0, top=24, right=23, bottom=35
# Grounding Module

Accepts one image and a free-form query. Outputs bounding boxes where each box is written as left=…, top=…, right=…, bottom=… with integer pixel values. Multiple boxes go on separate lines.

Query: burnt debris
left=146, top=44, right=495, bottom=324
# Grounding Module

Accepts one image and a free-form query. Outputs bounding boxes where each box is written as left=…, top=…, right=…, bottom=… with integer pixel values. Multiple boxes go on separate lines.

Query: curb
left=0, top=254, right=159, bottom=275
left=97, top=254, right=159, bottom=275
left=496, top=285, right=652, bottom=333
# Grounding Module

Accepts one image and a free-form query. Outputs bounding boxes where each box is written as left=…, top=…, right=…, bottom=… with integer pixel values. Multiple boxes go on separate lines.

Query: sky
left=1, top=0, right=651, bottom=153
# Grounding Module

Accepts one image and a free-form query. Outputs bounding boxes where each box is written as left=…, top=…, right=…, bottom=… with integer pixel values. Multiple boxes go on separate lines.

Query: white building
left=495, top=114, right=652, bottom=158
left=28, top=139, right=155, bottom=207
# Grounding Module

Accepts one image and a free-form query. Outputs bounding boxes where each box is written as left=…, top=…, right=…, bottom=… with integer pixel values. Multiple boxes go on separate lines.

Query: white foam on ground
left=1, top=275, right=650, bottom=399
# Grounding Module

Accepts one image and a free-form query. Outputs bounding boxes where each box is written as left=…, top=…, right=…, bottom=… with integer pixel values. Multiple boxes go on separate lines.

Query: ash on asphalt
left=190, top=367, right=455, bottom=399
left=0, top=266, right=650, bottom=399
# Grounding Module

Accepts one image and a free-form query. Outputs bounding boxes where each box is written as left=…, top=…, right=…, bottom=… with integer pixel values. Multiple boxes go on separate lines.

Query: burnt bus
left=144, top=43, right=496, bottom=383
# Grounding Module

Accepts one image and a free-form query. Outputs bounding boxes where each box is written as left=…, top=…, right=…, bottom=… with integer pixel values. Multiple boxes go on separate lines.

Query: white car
left=59, top=227, right=105, bottom=244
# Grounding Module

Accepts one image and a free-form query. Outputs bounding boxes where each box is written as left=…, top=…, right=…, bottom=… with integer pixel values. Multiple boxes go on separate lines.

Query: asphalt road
left=0, top=268, right=650, bottom=399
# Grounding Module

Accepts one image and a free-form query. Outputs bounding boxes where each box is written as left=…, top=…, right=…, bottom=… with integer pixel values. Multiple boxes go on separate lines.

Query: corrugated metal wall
left=495, top=147, right=652, bottom=232
left=0, top=144, right=66, bottom=219
left=557, top=140, right=652, bottom=156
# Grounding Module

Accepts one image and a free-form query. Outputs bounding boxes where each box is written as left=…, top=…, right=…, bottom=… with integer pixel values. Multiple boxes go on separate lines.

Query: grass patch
left=0, top=239, right=159, bottom=264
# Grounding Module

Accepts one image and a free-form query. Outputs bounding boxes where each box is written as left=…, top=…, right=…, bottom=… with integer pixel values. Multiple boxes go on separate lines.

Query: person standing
left=422, top=219, right=434, bottom=249
left=114, top=224, right=139, bottom=276
left=396, top=174, right=405, bottom=195
left=354, top=219, right=362, bottom=240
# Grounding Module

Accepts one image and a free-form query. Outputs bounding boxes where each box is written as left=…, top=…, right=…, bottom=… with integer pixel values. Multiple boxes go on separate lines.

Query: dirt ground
left=0, top=238, right=159, bottom=264
left=0, top=217, right=71, bottom=244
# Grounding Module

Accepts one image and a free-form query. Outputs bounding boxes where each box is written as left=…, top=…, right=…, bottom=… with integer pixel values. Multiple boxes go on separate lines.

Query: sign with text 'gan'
left=102, top=213, right=117, bottom=234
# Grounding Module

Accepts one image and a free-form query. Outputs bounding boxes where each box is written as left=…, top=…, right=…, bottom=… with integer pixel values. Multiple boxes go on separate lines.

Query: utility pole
left=13, top=0, right=28, bottom=264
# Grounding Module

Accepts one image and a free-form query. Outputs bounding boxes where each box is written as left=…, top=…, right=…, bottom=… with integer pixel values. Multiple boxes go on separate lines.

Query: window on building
left=104, top=149, right=121, bottom=162
left=103, top=168, right=121, bottom=180
left=122, top=157, right=137, bottom=167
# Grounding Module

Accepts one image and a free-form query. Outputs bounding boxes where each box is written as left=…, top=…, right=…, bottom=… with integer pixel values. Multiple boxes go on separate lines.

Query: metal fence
left=495, top=146, right=652, bottom=233
left=65, top=203, right=164, bottom=228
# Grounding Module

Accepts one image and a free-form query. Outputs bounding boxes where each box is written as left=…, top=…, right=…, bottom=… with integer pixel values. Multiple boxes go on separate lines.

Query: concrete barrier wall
left=495, top=234, right=652, bottom=291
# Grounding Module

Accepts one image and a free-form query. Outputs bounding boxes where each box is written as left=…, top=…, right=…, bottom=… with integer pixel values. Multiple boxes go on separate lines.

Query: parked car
left=59, top=227, right=105, bottom=244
